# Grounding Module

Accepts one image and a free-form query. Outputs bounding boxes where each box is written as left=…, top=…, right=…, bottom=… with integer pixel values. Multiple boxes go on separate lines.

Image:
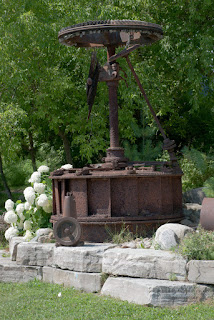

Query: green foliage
left=0, top=280, right=214, bottom=320
left=178, top=227, right=214, bottom=261
left=204, top=177, right=214, bottom=198
left=2, top=159, right=33, bottom=189
left=106, top=224, right=136, bottom=244
left=180, top=147, right=214, bottom=192
left=0, top=0, right=213, bottom=186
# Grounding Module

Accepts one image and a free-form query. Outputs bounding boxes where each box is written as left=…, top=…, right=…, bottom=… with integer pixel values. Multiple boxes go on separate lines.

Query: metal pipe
left=125, top=55, right=167, bottom=140
left=107, top=46, right=120, bottom=148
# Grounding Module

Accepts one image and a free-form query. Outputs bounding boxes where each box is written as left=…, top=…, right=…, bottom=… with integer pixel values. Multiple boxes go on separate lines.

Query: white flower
left=23, top=230, right=33, bottom=241
left=24, top=187, right=35, bottom=205
left=18, top=212, right=25, bottom=221
left=34, top=208, right=37, bottom=213
left=16, top=203, right=25, bottom=215
left=43, top=199, right=53, bottom=213
left=24, top=187, right=34, bottom=197
left=37, top=194, right=48, bottom=207
left=24, top=220, right=32, bottom=231
left=28, top=171, right=41, bottom=183
left=58, top=292, right=62, bottom=297
left=61, top=164, right=73, bottom=170
left=37, top=165, right=49, bottom=173
left=17, top=220, right=24, bottom=229
left=4, top=210, right=18, bottom=224
left=24, top=202, right=31, bottom=211
left=5, top=226, right=19, bottom=240
left=5, top=199, right=14, bottom=211
left=34, top=182, right=46, bottom=194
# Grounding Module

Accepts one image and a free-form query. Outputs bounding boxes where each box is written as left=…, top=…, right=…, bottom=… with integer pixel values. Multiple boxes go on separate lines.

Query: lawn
left=0, top=280, right=213, bottom=320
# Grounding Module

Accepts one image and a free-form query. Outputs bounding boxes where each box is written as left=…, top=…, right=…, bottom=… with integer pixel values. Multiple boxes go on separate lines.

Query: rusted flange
left=200, top=197, right=214, bottom=231
left=53, top=217, right=82, bottom=246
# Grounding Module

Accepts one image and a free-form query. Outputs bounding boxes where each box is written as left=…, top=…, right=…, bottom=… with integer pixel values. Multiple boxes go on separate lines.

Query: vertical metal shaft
left=107, top=46, right=120, bottom=148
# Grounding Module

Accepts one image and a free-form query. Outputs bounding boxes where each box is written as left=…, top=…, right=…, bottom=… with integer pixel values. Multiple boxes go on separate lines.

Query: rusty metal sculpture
left=51, top=20, right=184, bottom=244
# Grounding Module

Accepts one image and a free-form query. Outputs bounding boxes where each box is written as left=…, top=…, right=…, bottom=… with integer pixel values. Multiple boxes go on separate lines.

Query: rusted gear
left=58, top=20, right=163, bottom=48
left=53, top=217, right=81, bottom=246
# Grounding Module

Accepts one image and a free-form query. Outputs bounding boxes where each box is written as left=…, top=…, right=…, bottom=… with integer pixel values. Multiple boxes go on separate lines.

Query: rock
left=180, top=219, right=198, bottom=228
left=155, top=223, right=194, bottom=248
left=183, top=203, right=201, bottom=223
left=183, top=188, right=205, bottom=205
left=101, top=277, right=214, bottom=307
left=157, top=229, right=178, bottom=250
left=0, top=250, right=42, bottom=282
left=187, top=260, right=214, bottom=284
left=53, top=243, right=113, bottom=273
left=36, top=228, right=53, bottom=237
left=43, top=266, right=101, bottom=293
left=102, top=248, right=187, bottom=281
left=9, top=236, right=25, bottom=261
left=0, top=215, right=8, bottom=232
left=38, top=235, right=55, bottom=243
left=16, top=242, right=55, bottom=266
left=120, top=241, right=137, bottom=249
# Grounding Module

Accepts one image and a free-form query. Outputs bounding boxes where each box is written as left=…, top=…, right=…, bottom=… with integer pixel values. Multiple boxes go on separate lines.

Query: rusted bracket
left=98, top=62, right=121, bottom=82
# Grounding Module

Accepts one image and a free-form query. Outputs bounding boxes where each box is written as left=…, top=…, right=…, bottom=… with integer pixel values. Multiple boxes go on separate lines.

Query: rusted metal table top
left=58, top=20, right=163, bottom=48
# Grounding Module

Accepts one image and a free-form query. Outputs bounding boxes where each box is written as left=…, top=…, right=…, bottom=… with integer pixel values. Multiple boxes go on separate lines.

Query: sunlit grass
left=0, top=280, right=213, bottom=320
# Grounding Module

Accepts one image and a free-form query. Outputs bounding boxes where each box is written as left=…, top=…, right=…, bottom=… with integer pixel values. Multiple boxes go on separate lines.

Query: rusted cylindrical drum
left=200, top=197, right=214, bottom=231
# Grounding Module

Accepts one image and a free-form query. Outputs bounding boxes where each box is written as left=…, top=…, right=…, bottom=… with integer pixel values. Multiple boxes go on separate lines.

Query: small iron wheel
left=53, top=217, right=82, bottom=246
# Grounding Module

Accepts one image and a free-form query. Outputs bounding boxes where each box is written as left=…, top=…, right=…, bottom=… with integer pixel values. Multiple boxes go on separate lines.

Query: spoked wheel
left=53, top=217, right=82, bottom=246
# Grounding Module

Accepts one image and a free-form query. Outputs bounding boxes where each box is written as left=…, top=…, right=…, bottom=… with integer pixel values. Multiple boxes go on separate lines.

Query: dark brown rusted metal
left=200, top=198, right=214, bottom=231
left=52, top=19, right=184, bottom=243
left=58, top=20, right=163, bottom=48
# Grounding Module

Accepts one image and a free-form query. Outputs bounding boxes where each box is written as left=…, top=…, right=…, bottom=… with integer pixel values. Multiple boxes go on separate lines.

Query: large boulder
left=183, top=188, right=205, bottom=204
left=154, top=223, right=194, bottom=250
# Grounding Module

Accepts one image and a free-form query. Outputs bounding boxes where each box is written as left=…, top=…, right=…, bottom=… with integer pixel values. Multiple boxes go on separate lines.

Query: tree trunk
left=0, top=153, right=13, bottom=199
left=58, top=130, right=73, bottom=164
left=28, top=131, right=37, bottom=171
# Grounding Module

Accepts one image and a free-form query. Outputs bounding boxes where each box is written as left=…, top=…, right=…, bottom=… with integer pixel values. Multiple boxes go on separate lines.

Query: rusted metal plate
left=200, top=198, right=214, bottom=231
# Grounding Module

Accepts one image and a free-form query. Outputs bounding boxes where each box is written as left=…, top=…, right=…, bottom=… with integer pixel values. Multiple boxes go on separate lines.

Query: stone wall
left=0, top=238, right=213, bottom=307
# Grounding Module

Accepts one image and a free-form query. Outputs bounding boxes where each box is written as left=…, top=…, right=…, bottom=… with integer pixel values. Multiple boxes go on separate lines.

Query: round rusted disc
left=53, top=217, right=82, bottom=246
left=58, top=20, right=163, bottom=48
left=200, top=197, right=214, bottom=231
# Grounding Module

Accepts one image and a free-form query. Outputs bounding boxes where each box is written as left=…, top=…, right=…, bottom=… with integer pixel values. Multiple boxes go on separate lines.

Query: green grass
left=0, top=280, right=213, bottom=320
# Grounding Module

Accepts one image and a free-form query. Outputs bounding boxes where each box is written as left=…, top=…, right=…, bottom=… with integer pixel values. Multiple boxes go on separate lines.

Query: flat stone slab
left=43, top=266, right=101, bottom=293
left=53, top=243, right=113, bottom=273
left=187, top=260, right=214, bottom=284
left=102, top=248, right=187, bottom=281
left=101, top=277, right=214, bottom=307
left=16, top=242, right=55, bottom=266
left=9, top=237, right=25, bottom=261
left=0, top=251, right=42, bottom=282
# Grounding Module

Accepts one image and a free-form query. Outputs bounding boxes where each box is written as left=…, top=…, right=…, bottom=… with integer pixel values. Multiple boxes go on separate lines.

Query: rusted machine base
left=51, top=215, right=183, bottom=243
left=50, top=166, right=183, bottom=243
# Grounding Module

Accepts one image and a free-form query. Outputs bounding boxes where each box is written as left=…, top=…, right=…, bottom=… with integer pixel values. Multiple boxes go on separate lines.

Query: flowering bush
left=4, top=165, right=52, bottom=241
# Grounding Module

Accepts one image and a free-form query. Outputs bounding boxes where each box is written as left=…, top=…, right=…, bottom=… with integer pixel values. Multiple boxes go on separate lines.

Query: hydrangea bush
left=4, top=165, right=53, bottom=241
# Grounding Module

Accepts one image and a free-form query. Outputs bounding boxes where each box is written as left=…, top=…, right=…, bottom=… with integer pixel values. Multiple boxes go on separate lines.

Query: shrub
left=3, top=165, right=53, bottom=242
left=178, top=226, right=214, bottom=260
left=180, top=147, right=214, bottom=193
